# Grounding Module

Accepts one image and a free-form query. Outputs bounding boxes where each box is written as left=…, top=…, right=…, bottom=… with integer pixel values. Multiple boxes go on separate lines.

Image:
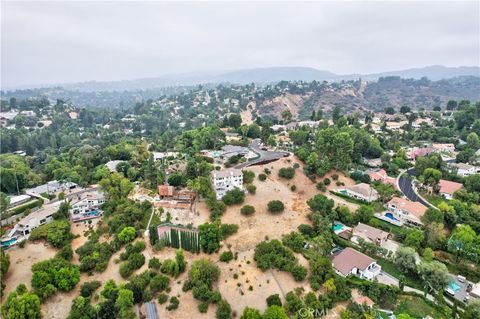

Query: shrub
left=150, top=274, right=170, bottom=293
left=278, top=167, right=295, bottom=179
left=246, top=184, right=256, bottom=194
left=266, top=294, right=282, bottom=307
left=290, top=264, right=308, bottom=281
left=240, top=205, right=255, bottom=216
left=267, top=200, right=284, bottom=214
left=148, top=257, right=161, bottom=270
left=166, top=296, right=179, bottom=311
left=220, top=224, right=238, bottom=239
left=29, top=219, right=72, bottom=248
left=323, top=178, right=331, bottom=185
left=264, top=168, right=271, bottom=175
left=216, top=299, right=232, bottom=319
left=119, top=262, right=134, bottom=278
left=158, top=293, right=168, bottom=304
left=258, top=174, right=267, bottom=181
left=242, top=170, right=255, bottom=184
left=80, top=280, right=101, bottom=298
left=118, top=227, right=136, bottom=244
left=198, top=302, right=209, bottom=313
left=219, top=251, right=234, bottom=263
left=290, top=185, right=297, bottom=192
left=332, top=174, right=339, bottom=181
left=222, top=188, right=245, bottom=205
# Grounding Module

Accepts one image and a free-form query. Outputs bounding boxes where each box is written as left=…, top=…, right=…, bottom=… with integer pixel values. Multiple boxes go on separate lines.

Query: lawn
left=376, top=259, right=423, bottom=290
left=394, top=295, right=447, bottom=319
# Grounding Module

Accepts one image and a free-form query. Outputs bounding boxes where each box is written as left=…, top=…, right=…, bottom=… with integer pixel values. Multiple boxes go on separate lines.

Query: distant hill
left=21, top=65, right=479, bottom=92
left=364, top=65, right=480, bottom=81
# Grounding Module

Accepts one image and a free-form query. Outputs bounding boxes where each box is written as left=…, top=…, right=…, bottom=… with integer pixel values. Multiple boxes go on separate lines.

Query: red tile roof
left=158, top=185, right=174, bottom=197
left=439, top=179, right=463, bottom=195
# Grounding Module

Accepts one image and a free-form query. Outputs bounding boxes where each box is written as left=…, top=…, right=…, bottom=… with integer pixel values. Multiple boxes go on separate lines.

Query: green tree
left=240, top=205, right=255, bottom=216
left=418, top=261, right=450, bottom=292
left=68, top=296, right=97, bottom=319
left=199, top=222, right=222, bottom=254
left=2, top=290, right=42, bottom=319
left=240, top=307, right=262, bottom=319
left=118, top=227, right=136, bottom=244
left=99, top=172, right=134, bottom=200
left=395, top=247, right=417, bottom=274
left=263, top=305, right=288, bottom=319
left=404, top=229, right=424, bottom=249
left=307, top=194, right=334, bottom=214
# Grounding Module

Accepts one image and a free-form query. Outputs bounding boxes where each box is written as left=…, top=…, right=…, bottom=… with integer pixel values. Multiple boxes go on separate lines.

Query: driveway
left=235, top=139, right=290, bottom=169
left=397, top=168, right=430, bottom=207
left=376, top=271, right=399, bottom=287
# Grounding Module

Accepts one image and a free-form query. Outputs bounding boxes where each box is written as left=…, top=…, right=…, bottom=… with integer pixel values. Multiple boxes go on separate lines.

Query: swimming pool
left=333, top=223, right=344, bottom=232
left=385, top=212, right=400, bottom=222
left=1, top=237, right=17, bottom=248
left=449, top=281, right=461, bottom=293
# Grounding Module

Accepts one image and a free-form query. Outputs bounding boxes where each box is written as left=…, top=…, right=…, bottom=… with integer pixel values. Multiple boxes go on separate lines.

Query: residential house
left=406, top=147, right=434, bottom=160
left=13, top=201, right=62, bottom=237
left=271, top=124, right=286, bottom=132
left=7, top=194, right=32, bottom=209
left=439, top=179, right=463, bottom=200
left=158, top=185, right=175, bottom=199
left=370, top=123, right=382, bottom=133
left=331, top=247, right=382, bottom=280
left=412, top=118, right=433, bottom=129
left=368, top=169, right=396, bottom=186
left=385, top=197, right=427, bottom=226
left=220, top=145, right=250, bottom=160
left=362, top=158, right=382, bottom=168
left=351, top=223, right=389, bottom=246
left=26, top=181, right=77, bottom=196
left=69, top=191, right=105, bottom=222
left=152, top=151, right=180, bottom=161
left=385, top=121, right=407, bottom=131
left=105, top=160, right=126, bottom=172
left=337, top=183, right=379, bottom=203
left=432, top=143, right=455, bottom=153
left=212, top=169, right=243, bottom=200
left=449, top=163, right=480, bottom=177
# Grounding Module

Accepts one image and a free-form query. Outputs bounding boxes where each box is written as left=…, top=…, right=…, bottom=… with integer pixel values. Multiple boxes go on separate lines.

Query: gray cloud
left=1, top=1, right=479, bottom=88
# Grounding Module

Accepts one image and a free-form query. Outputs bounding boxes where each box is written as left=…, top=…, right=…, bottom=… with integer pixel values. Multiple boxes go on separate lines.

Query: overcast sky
left=1, top=1, right=479, bottom=88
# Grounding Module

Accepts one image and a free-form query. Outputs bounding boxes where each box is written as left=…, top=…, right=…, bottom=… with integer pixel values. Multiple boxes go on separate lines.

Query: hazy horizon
left=2, top=1, right=479, bottom=88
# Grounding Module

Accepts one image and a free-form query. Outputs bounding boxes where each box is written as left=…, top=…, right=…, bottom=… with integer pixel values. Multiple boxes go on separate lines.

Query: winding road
left=235, top=139, right=290, bottom=169
left=398, top=168, right=430, bottom=207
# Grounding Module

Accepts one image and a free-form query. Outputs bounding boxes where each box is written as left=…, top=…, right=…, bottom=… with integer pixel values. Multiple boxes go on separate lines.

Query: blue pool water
left=333, top=223, right=344, bottom=232
left=1, top=237, right=17, bottom=248
left=385, top=212, right=400, bottom=222
left=449, top=281, right=461, bottom=292
left=84, top=210, right=100, bottom=217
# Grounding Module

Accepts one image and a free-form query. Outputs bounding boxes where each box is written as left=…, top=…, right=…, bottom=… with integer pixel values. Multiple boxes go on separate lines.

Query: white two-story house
left=331, top=247, right=381, bottom=280
left=212, top=169, right=243, bottom=200
left=385, top=196, right=427, bottom=227
left=69, top=191, right=105, bottom=222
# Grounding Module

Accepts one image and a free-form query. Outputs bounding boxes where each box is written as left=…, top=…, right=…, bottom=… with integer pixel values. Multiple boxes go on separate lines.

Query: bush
left=150, top=274, right=170, bottom=293
left=148, top=257, right=161, bottom=270
left=29, top=219, right=72, bottom=248
left=267, top=200, right=284, bottom=214
left=323, top=178, right=331, bottom=185
left=216, top=299, right=232, bottom=319
left=222, top=188, right=245, bottom=205
left=242, top=170, right=255, bottom=184
left=332, top=174, right=339, bottom=181
left=80, top=280, right=101, bottom=298
left=119, top=262, right=134, bottom=278
left=158, top=293, right=168, bottom=304
left=198, top=302, right=209, bottom=313
left=240, top=205, right=255, bottom=216
left=258, top=174, right=267, bottom=181
left=219, top=251, right=234, bottom=263
left=278, top=167, right=295, bottom=179
left=266, top=294, right=282, bottom=307
left=166, top=296, right=179, bottom=311
left=220, top=224, right=238, bottom=239
left=290, top=264, right=308, bottom=281
left=118, top=227, right=136, bottom=244
left=290, top=185, right=297, bottom=192
left=246, top=184, right=256, bottom=194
